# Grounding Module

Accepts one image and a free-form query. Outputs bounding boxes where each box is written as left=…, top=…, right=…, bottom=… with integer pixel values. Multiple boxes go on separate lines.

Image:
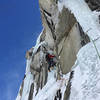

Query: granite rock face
left=16, top=0, right=92, bottom=100
left=85, top=0, right=100, bottom=11
left=39, top=0, right=90, bottom=74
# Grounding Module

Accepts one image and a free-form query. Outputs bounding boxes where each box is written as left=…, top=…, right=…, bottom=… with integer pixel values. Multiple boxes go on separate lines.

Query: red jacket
left=48, top=54, right=55, bottom=58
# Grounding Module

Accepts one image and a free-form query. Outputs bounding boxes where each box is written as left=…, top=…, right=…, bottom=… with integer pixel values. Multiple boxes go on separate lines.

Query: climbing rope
left=91, top=37, right=100, bottom=59
left=86, top=28, right=100, bottom=59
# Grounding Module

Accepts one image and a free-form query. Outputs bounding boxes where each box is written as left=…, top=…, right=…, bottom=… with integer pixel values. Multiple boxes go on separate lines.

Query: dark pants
left=54, top=89, right=62, bottom=100
left=48, top=58, right=56, bottom=71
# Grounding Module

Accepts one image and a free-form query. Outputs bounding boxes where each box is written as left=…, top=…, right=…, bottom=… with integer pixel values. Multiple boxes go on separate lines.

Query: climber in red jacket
left=46, top=53, right=56, bottom=71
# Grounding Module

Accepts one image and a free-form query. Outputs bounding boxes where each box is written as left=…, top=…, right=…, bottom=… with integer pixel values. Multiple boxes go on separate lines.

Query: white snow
left=16, top=59, right=33, bottom=100
left=32, top=29, right=47, bottom=55
left=16, top=72, right=33, bottom=100
left=33, top=41, right=46, bottom=54
left=33, top=70, right=57, bottom=100
left=92, top=11, right=100, bottom=25
left=21, top=72, right=33, bottom=100
left=32, top=70, right=70, bottom=100
left=58, top=0, right=100, bottom=40
left=25, top=59, right=32, bottom=75
left=16, top=93, right=21, bottom=100
left=58, top=0, right=100, bottom=100
left=70, top=38, right=100, bottom=100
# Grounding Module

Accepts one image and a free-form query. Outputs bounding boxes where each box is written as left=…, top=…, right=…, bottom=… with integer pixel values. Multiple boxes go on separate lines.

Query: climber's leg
left=48, top=61, right=51, bottom=72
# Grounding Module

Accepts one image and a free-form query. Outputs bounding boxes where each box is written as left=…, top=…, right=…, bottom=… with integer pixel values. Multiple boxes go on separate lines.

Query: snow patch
left=70, top=38, right=100, bottom=100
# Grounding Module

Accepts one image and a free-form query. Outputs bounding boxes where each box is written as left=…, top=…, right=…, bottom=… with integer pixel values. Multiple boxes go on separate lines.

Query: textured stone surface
left=39, top=0, right=78, bottom=74
left=55, top=7, right=76, bottom=45
left=58, top=23, right=82, bottom=74
left=30, top=45, right=48, bottom=93
left=16, top=0, right=91, bottom=100
left=85, top=0, right=100, bottom=11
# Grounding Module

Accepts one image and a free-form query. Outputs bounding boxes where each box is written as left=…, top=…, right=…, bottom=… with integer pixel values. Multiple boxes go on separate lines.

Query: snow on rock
left=58, top=2, right=100, bottom=99
left=33, top=70, right=70, bottom=100
left=32, top=29, right=47, bottom=55
left=16, top=0, right=100, bottom=100
left=33, top=41, right=46, bottom=55
left=58, top=0, right=100, bottom=40
left=16, top=29, right=47, bottom=100
left=25, top=59, right=32, bottom=75
left=16, top=72, right=33, bottom=100
left=21, top=72, right=33, bottom=100
left=33, top=70, right=57, bottom=100
left=16, top=58, right=33, bottom=100
left=16, top=92, right=21, bottom=100
left=93, top=11, right=100, bottom=25
left=70, top=38, right=100, bottom=100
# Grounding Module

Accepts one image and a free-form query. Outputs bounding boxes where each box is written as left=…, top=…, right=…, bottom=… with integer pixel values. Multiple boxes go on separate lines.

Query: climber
left=46, top=52, right=57, bottom=72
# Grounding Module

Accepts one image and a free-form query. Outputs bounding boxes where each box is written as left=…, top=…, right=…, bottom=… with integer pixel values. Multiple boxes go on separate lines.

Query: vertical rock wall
left=16, top=0, right=91, bottom=100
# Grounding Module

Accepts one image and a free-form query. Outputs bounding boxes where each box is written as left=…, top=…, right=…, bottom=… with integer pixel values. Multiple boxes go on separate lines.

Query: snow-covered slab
left=16, top=73, right=33, bottom=100
left=25, top=59, right=32, bottom=75
left=58, top=0, right=100, bottom=40
left=33, top=70, right=70, bottom=100
left=21, top=73, right=33, bottom=100
left=70, top=38, right=100, bottom=100
left=33, top=70, right=57, bottom=100
left=33, top=30, right=45, bottom=54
